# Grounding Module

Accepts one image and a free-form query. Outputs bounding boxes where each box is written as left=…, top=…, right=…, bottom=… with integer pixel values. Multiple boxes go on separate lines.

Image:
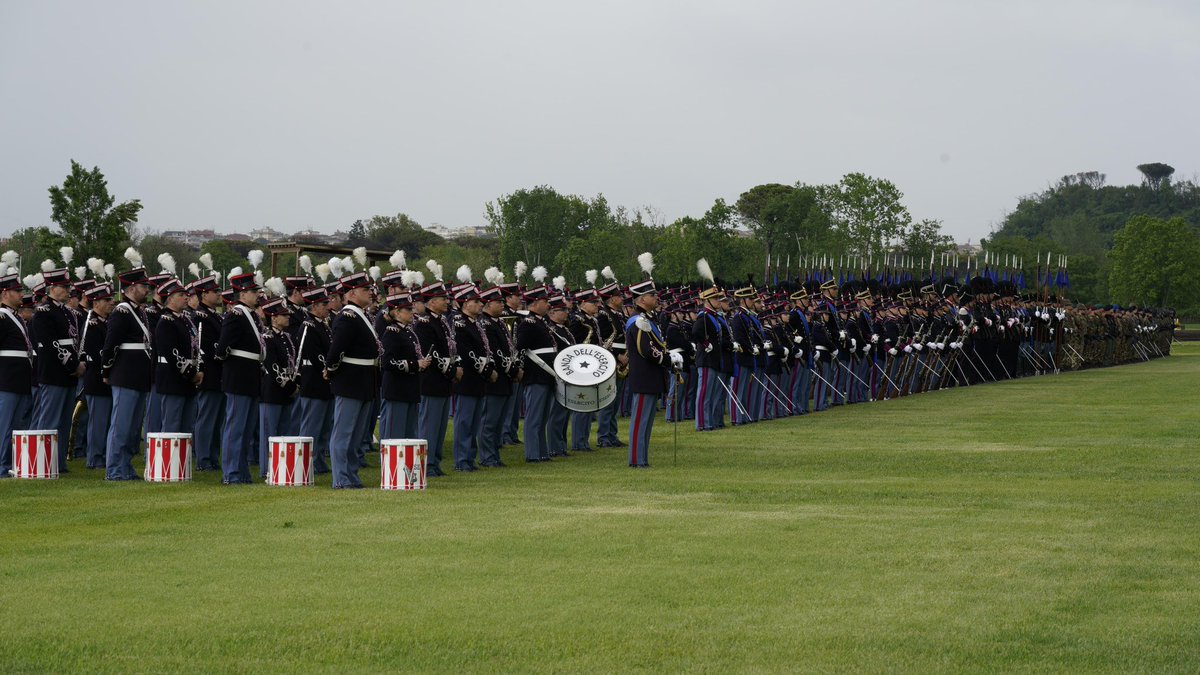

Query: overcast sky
left=2, top=0, right=1197, bottom=244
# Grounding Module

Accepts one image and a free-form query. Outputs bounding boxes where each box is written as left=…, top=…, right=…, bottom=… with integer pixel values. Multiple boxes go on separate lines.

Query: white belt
left=530, top=347, right=556, bottom=355
left=669, top=348, right=683, bottom=354
left=119, top=342, right=149, bottom=352
left=610, top=342, right=626, bottom=349
left=766, top=351, right=776, bottom=356
left=229, top=348, right=263, bottom=361
left=342, top=356, right=378, bottom=367
left=814, top=346, right=829, bottom=352
left=54, top=338, right=75, bottom=347
left=302, top=359, right=313, bottom=366
left=0, top=349, right=31, bottom=358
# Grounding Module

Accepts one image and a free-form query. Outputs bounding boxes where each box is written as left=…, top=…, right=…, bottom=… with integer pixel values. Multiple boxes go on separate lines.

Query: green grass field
left=3, top=345, right=1198, bottom=673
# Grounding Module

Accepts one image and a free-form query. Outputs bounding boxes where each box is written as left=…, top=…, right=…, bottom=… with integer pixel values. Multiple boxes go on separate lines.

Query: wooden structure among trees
left=266, top=241, right=391, bottom=276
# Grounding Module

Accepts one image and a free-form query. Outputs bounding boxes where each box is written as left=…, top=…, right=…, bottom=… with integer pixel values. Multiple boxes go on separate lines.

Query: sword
left=836, top=359, right=874, bottom=400
left=714, top=371, right=749, bottom=420
left=871, top=360, right=901, bottom=399
left=809, top=366, right=846, bottom=401
left=750, top=372, right=792, bottom=412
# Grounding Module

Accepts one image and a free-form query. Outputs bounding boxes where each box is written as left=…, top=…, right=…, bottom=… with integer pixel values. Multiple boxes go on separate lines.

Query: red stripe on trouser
left=630, top=395, right=645, bottom=465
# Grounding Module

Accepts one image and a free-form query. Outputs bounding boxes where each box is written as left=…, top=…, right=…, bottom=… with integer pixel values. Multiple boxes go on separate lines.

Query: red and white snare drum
left=268, top=436, right=313, bottom=486
left=144, top=433, right=193, bottom=482
left=11, top=430, right=58, bottom=479
left=380, top=439, right=427, bottom=491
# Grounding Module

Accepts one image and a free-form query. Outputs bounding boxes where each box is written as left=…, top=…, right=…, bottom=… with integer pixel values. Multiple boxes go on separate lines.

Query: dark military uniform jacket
left=153, top=307, right=199, bottom=396
left=380, top=319, right=422, bottom=403
left=691, top=308, right=733, bottom=374
left=454, top=313, right=495, bottom=398
left=193, top=305, right=223, bottom=393
left=414, top=310, right=458, bottom=398
left=297, top=315, right=333, bottom=400
left=0, top=306, right=34, bottom=395
left=215, top=303, right=265, bottom=397
left=261, top=327, right=298, bottom=404
left=514, top=310, right=556, bottom=387
left=100, top=300, right=153, bottom=392
left=480, top=313, right=519, bottom=396
left=325, top=302, right=382, bottom=402
left=624, top=310, right=672, bottom=396
left=80, top=310, right=110, bottom=397
left=32, top=299, right=79, bottom=388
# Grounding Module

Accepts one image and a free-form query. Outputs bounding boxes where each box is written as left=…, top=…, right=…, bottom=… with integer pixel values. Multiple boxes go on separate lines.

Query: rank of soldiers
left=0, top=246, right=1176, bottom=484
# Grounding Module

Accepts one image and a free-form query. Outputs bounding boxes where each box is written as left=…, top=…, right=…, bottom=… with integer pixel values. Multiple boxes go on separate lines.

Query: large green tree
left=735, top=184, right=832, bottom=278
left=486, top=186, right=610, bottom=269
left=1108, top=215, right=1200, bottom=309
left=816, top=173, right=911, bottom=257
left=48, top=160, right=142, bottom=264
left=4, top=226, right=68, bottom=277
left=348, top=213, right=443, bottom=257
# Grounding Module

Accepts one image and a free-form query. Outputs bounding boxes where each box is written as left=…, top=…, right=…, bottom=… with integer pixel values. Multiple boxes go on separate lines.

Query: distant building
left=248, top=226, right=286, bottom=243
left=224, top=233, right=251, bottom=242
left=424, top=223, right=461, bottom=240
left=162, top=229, right=217, bottom=248
left=956, top=241, right=982, bottom=256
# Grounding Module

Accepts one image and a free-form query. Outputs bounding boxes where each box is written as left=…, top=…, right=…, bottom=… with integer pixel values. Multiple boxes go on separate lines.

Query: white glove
left=863, top=344, right=871, bottom=354
left=971, top=326, right=978, bottom=334
left=793, top=335, right=803, bottom=344
left=763, top=340, right=773, bottom=350
left=871, top=334, right=879, bottom=343
left=690, top=342, right=697, bottom=353
left=1049, top=328, right=1055, bottom=336
left=926, top=342, right=936, bottom=350
left=985, top=318, right=993, bottom=327
left=1006, top=318, right=1016, bottom=327
left=850, top=338, right=857, bottom=349
left=832, top=349, right=840, bottom=359
left=903, top=345, right=913, bottom=354
left=669, top=351, right=683, bottom=369
left=998, top=326, right=1005, bottom=333
left=705, top=342, right=713, bottom=353
left=732, top=341, right=742, bottom=353
left=1056, top=312, right=1065, bottom=321
left=751, top=345, right=760, bottom=356
left=782, top=347, right=790, bottom=358
left=838, top=330, right=846, bottom=340
left=914, top=343, right=923, bottom=352
left=937, top=342, right=946, bottom=350
left=888, top=348, right=898, bottom=356
left=796, top=349, right=803, bottom=360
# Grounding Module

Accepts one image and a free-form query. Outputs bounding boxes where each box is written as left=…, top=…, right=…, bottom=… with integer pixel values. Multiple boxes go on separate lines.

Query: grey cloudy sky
left=2, top=0, right=1197, bottom=244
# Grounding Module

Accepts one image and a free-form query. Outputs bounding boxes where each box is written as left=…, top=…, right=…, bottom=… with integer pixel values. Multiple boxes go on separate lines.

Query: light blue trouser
left=258, top=400, right=295, bottom=476
left=628, top=393, right=658, bottom=466
left=694, top=367, right=717, bottom=431
left=145, top=389, right=163, bottom=435
left=0, top=390, right=32, bottom=476
left=597, top=378, right=622, bottom=445
left=502, top=383, right=521, bottom=443
left=331, top=396, right=371, bottom=488
left=106, top=386, right=147, bottom=480
left=359, top=396, right=381, bottom=462
left=32, top=383, right=73, bottom=471
left=479, top=394, right=510, bottom=465
left=221, top=393, right=256, bottom=483
left=379, top=399, right=418, bottom=441
left=451, top=395, right=484, bottom=468
left=730, top=369, right=754, bottom=424
left=790, top=363, right=812, bottom=414
left=84, top=394, right=112, bottom=468
left=665, top=375, right=682, bottom=422
left=160, top=393, right=191, bottom=434
left=547, top=400, right=569, bottom=455
left=570, top=411, right=593, bottom=450
left=522, top=383, right=554, bottom=460
left=298, top=396, right=334, bottom=471
left=418, top=395, right=451, bottom=468
left=193, top=390, right=224, bottom=468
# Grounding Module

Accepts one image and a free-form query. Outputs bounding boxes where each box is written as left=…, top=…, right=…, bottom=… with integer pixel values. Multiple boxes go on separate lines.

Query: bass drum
left=553, top=344, right=619, bottom=413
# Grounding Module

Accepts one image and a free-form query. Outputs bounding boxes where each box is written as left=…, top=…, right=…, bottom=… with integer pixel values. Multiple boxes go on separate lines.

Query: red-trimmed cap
left=42, top=268, right=72, bottom=286
left=339, top=271, right=371, bottom=291
left=260, top=297, right=290, bottom=316
left=0, top=273, right=22, bottom=292
left=229, top=272, right=259, bottom=291
left=574, top=288, right=600, bottom=303
left=118, top=267, right=152, bottom=287
left=453, top=284, right=481, bottom=303
left=187, top=275, right=220, bottom=295
left=419, top=281, right=448, bottom=299
left=156, top=279, right=185, bottom=298
left=284, top=275, right=313, bottom=290
left=386, top=291, right=414, bottom=309
left=548, top=294, right=570, bottom=310
left=522, top=285, right=549, bottom=302
left=627, top=279, right=657, bottom=297
left=302, top=286, right=330, bottom=304
left=497, top=281, right=521, bottom=297
left=381, top=270, right=406, bottom=287
left=479, top=286, right=504, bottom=302
left=83, top=283, right=114, bottom=301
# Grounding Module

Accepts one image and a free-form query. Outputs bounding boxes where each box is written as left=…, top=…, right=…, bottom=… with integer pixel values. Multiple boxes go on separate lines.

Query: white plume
left=1, top=251, right=18, bottom=267
left=188, top=262, right=201, bottom=279
left=483, top=266, right=501, bottom=285
left=199, top=253, right=214, bottom=271
left=87, top=257, right=105, bottom=278
left=352, top=246, right=368, bottom=268
left=60, top=246, right=74, bottom=266
left=0, top=263, right=7, bottom=276
left=212, top=271, right=222, bottom=285
left=328, top=258, right=344, bottom=278
left=369, top=265, right=381, bottom=281
left=389, top=250, right=405, bottom=269
left=264, top=276, right=286, bottom=298
left=157, top=252, right=176, bottom=276
left=74, top=266, right=86, bottom=280
left=697, top=258, right=714, bottom=283
left=247, top=249, right=264, bottom=270
left=229, top=266, right=243, bottom=278
left=103, top=263, right=115, bottom=279
left=40, top=259, right=55, bottom=272
left=409, top=270, right=425, bottom=288
left=425, top=258, right=443, bottom=281
left=514, top=260, right=527, bottom=280
left=23, top=274, right=38, bottom=289
left=637, top=252, right=655, bottom=277
left=456, top=265, right=472, bottom=284
left=553, top=275, right=566, bottom=291
left=315, top=263, right=331, bottom=282
left=254, top=270, right=264, bottom=287
left=601, top=265, right=616, bottom=281
left=299, top=254, right=313, bottom=275
left=124, top=247, right=143, bottom=268
left=585, top=269, right=598, bottom=286
left=341, top=256, right=355, bottom=273
left=532, top=265, right=547, bottom=283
